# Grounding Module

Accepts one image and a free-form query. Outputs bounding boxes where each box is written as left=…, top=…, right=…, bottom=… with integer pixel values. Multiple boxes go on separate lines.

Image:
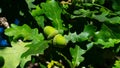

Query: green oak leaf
left=5, top=24, right=44, bottom=43
left=20, top=56, right=31, bottom=68
left=0, top=41, right=31, bottom=68
left=5, top=24, right=31, bottom=40
left=34, top=16, right=44, bottom=29
left=22, top=41, right=49, bottom=58
left=31, top=6, right=45, bottom=29
left=70, top=45, right=85, bottom=67
left=70, top=43, right=93, bottom=68
left=41, top=0, right=63, bottom=30
left=65, top=25, right=96, bottom=43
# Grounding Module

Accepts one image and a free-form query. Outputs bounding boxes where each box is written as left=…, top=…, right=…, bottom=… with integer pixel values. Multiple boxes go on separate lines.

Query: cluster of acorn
left=44, top=26, right=67, bottom=48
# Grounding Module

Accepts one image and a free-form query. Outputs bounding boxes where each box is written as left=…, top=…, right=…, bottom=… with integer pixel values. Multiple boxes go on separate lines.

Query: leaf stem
left=57, top=51, right=74, bottom=68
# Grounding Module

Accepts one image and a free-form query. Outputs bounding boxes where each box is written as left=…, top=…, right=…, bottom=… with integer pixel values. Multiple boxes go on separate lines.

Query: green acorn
left=44, top=26, right=58, bottom=39
left=53, top=34, right=67, bottom=48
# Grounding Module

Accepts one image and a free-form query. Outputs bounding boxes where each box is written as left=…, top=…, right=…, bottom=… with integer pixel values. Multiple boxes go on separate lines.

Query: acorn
left=44, top=26, right=58, bottom=39
left=53, top=34, right=67, bottom=48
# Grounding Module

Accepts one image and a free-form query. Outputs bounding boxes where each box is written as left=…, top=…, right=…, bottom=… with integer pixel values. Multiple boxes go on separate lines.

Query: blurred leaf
left=41, top=0, right=63, bottom=30
left=78, top=25, right=96, bottom=42
left=72, top=5, right=120, bottom=25
left=109, top=17, right=120, bottom=24
left=93, top=9, right=109, bottom=22
left=116, top=45, right=120, bottom=53
left=94, top=24, right=115, bottom=41
left=112, top=0, right=120, bottom=11
left=70, top=45, right=85, bottom=67
left=22, top=41, right=49, bottom=57
left=86, top=42, right=94, bottom=51
left=73, top=9, right=91, bottom=17
left=94, top=24, right=120, bottom=48
left=115, top=11, right=120, bottom=15
left=94, top=24, right=120, bottom=41
left=95, top=38, right=120, bottom=48
left=93, top=14, right=108, bottom=22
left=0, top=41, right=31, bottom=68
left=25, top=0, right=36, bottom=10
left=40, top=63, right=47, bottom=68
left=78, top=32, right=89, bottom=41
left=92, top=7, right=120, bottom=24
left=113, top=60, right=120, bottom=68
left=83, top=24, right=96, bottom=35
left=0, top=8, right=2, bottom=13
left=96, top=0, right=105, bottom=4
left=64, top=32, right=79, bottom=43
left=31, top=6, right=44, bottom=17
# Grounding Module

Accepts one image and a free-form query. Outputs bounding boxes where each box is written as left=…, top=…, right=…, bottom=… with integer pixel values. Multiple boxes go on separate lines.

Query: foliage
left=0, top=41, right=31, bottom=68
left=0, top=0, right=120, bottom=68
left=113, top=59, right=120, bottom=68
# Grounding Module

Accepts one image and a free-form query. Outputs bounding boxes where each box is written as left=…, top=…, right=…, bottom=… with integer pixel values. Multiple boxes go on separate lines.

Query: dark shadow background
left=0, top=0, right=43, bottom=28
